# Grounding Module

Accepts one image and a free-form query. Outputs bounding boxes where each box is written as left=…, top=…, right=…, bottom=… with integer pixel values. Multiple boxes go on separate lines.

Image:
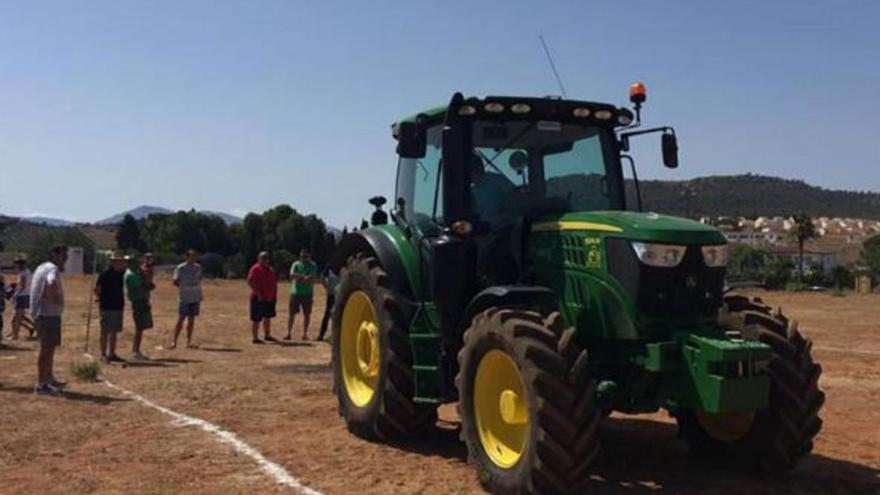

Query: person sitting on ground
left=95, top=252, right=126, bottom=364
left=171, top=249, right=203, bottom=349
left=286, top=249, right=318, bottom=341
left=247, top=251, right=278, bottom=344
left=316, top=266, right=339, bottom=342
left=30, top=245, right=68, bottom=395
left=125, top=255, right=154, bottom=361
left=11, top=255, right=32, bottom=340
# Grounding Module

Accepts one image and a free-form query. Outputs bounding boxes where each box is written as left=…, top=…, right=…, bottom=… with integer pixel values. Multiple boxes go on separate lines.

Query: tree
left=727, top=244, right=770, bottom=282
left=242, top=213, right=264, bottom=276
left=790, top=214, right=817, bottom=282
left=28, top=229, right=96, bottom=273
left=116, top=214, right=145, bottom=251
left=862, top=235, right=880, bottom=279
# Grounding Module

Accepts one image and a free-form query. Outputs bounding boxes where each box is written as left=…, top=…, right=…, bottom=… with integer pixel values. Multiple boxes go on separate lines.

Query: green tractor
left=329, top=86, right=824, bottom=494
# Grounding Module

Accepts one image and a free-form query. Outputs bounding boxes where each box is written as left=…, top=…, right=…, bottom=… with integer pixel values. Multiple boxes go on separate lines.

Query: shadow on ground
left=266, top=363, right=331, bottom=375
left=124, top=361, right=175, bottom=368
left=273, top=341, right=314, bottom=348
left=198, top=347, right=242, bottom=353
left=0, top=385, right=131, bottom=405
left=384, top=415, right=879, bottom=494
left=154, top=357, right=202, bottom=364
left=0, top=344, right=33, bottom=352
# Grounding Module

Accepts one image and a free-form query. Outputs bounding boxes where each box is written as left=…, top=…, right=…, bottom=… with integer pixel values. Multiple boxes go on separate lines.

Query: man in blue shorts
left=171, top=249, right=203, bottom=349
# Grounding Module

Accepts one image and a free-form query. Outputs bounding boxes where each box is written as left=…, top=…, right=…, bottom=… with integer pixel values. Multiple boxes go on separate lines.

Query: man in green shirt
left=125, top=256, right=154, bottom=361
left=285, top=249, right=318, bottom=341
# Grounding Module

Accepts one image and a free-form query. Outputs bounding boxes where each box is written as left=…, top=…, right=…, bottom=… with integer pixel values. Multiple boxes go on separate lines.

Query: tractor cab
left=390, top=92, right=693, bottom=304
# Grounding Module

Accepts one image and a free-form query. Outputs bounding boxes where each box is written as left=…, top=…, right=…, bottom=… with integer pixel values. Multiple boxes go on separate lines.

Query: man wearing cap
left=10, top=255, right=32, bottom=340
left=95, top=251, right=126, bottom=363
left=247, top=251, right=278, bottom=344
left=125, top=255, right=154, bottom=361
left=30, top=245, right=68, bottom=395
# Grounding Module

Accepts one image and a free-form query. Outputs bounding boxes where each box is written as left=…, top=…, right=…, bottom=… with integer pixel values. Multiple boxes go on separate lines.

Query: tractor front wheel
left=457, top=308, right=600, bottom=495
left=331, top=252, right=436, bottom=440
left=675, top=295, right=824, bottom=471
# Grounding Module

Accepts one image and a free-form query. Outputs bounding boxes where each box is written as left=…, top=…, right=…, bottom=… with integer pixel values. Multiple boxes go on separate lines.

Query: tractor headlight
left=701, top=245, right=728, bottom=267
left=631, top=242, right=687, bottom=268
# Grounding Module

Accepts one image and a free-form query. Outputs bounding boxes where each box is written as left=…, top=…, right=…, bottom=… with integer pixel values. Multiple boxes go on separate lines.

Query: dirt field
left=1, top=275, right=878, bottom=495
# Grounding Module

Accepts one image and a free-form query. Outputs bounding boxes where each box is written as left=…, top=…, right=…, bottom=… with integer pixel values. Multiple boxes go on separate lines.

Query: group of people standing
left=246, top=248, right=337, bottom=344
left=94, top=249, right=205, bottom=364
left=3, top=244, right=335, bottom=396
left=19, top=246, right=204, bottom=395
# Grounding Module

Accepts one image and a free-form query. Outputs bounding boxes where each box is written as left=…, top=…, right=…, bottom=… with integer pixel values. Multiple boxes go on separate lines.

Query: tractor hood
left=532, top=211, right=726, bottom=245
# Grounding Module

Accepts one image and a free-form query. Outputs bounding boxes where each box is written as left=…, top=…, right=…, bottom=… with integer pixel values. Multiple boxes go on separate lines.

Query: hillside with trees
left=115, top=205, right=336, bottom=278
left=627, top=174, right=880, bottom=219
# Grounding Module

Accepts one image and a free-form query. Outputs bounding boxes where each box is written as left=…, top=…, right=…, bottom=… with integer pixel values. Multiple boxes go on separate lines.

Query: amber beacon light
left=630, top=81, right=647, bottom=104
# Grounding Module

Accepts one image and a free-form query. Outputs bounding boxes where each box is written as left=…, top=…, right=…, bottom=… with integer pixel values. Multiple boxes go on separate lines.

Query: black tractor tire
left=331, top=252, right=437, bottom=440
left=457, top=308, right=601, bottom=495
left=675, top=295, right=824, bottom=471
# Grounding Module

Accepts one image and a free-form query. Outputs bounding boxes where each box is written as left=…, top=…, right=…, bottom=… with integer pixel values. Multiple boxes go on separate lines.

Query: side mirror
left=396, top=122, right=426, bottom=158
left=662, top=133, right=679, bottom=169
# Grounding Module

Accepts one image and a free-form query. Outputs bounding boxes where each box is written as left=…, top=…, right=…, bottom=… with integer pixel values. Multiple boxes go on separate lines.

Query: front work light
left=701, top=245, right=728, bottom=267
left=510, top=103, right=531, bottom=114
left=631, top=242, right=686, bottom=268
left=484, top=102, right=505, bottom=114
left=458, top=105, right=477, bottom=116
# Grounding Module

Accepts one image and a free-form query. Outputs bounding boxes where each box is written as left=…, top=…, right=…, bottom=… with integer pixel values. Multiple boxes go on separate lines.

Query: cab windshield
left=468, top=120, right=623, bottom=227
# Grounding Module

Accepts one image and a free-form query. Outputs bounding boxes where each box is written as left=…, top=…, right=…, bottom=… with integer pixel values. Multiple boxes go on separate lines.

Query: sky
left=1, top=0, right=878, bottom=228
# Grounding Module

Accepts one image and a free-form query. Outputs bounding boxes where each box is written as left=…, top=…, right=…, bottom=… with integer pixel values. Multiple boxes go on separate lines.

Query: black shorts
left=132, top=301, right=154, bottom=331
left=100, top=310, right=124, bottom=335
left=250, top=298, right=277, bottom=322
left=36, top=316, right=62, bottom=347
left=289, top=294, right=313, bottom=316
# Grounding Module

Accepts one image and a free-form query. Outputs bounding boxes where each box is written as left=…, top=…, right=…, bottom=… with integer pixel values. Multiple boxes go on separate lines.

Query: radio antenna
left=538, top=34, right=567, bottom=98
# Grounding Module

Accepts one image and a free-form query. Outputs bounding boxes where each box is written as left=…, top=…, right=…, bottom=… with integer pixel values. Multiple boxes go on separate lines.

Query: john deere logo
left=685, top=276, right=698, bottom=288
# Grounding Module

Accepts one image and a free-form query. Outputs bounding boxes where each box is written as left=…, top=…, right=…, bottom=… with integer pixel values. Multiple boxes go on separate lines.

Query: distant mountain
left=627, top=174, right=880, bottom=220
left=98, top=206, right=241, bottom=225
left=98, top=206, right=172, bottom=224
left=14, top=215, right=76, bottom=227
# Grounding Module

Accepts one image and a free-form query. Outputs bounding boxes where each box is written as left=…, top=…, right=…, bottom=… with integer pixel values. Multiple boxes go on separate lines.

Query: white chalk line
left=104, top=380, right=323, bottom=495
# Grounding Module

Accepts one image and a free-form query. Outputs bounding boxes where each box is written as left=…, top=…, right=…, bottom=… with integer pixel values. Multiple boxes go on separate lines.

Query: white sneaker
left=130, top=352, right=150, bottom=362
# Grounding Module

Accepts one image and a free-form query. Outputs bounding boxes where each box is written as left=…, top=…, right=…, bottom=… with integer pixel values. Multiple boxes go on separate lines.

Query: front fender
left=331, top=225, right=420, bottom=300
left=460, top=285, right=557, bottom=329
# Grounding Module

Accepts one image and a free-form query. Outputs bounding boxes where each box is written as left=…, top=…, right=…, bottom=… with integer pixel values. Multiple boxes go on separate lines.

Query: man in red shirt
left=247, top=251, right=278, bottom=344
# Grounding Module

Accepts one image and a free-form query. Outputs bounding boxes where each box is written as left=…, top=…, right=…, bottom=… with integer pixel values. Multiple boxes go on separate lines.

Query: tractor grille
left=605, top=238, right=724, bottom=319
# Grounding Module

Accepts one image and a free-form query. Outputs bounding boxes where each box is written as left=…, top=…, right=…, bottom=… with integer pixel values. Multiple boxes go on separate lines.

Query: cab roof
left=392, top=95, right=634, bottom=135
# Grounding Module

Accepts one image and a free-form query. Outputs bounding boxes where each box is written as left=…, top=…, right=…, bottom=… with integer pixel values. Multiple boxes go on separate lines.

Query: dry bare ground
left=1, top=275, right=878, bottom=494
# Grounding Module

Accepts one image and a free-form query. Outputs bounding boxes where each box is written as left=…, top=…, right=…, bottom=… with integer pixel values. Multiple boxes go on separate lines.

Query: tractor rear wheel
left=675, top=295, right=824, bottom=471
left=457, top=308, right=601, bottom=495
left=331, top=252, right=437, bottom=440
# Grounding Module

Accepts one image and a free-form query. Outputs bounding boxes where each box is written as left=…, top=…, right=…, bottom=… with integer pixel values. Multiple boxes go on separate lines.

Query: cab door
left=393, top=125, right=445, bottom=298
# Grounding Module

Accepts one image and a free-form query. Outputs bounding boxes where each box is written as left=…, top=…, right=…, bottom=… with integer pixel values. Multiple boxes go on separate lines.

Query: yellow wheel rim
left=695, top=410, right=756, bottom=442
left=474, top=349, right=529, bottom=468
left=340, top=291, right=380, bottom=408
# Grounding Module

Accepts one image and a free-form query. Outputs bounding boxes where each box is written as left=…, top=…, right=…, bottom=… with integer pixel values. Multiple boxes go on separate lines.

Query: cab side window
left=395, top=125, right=443, bottom=232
